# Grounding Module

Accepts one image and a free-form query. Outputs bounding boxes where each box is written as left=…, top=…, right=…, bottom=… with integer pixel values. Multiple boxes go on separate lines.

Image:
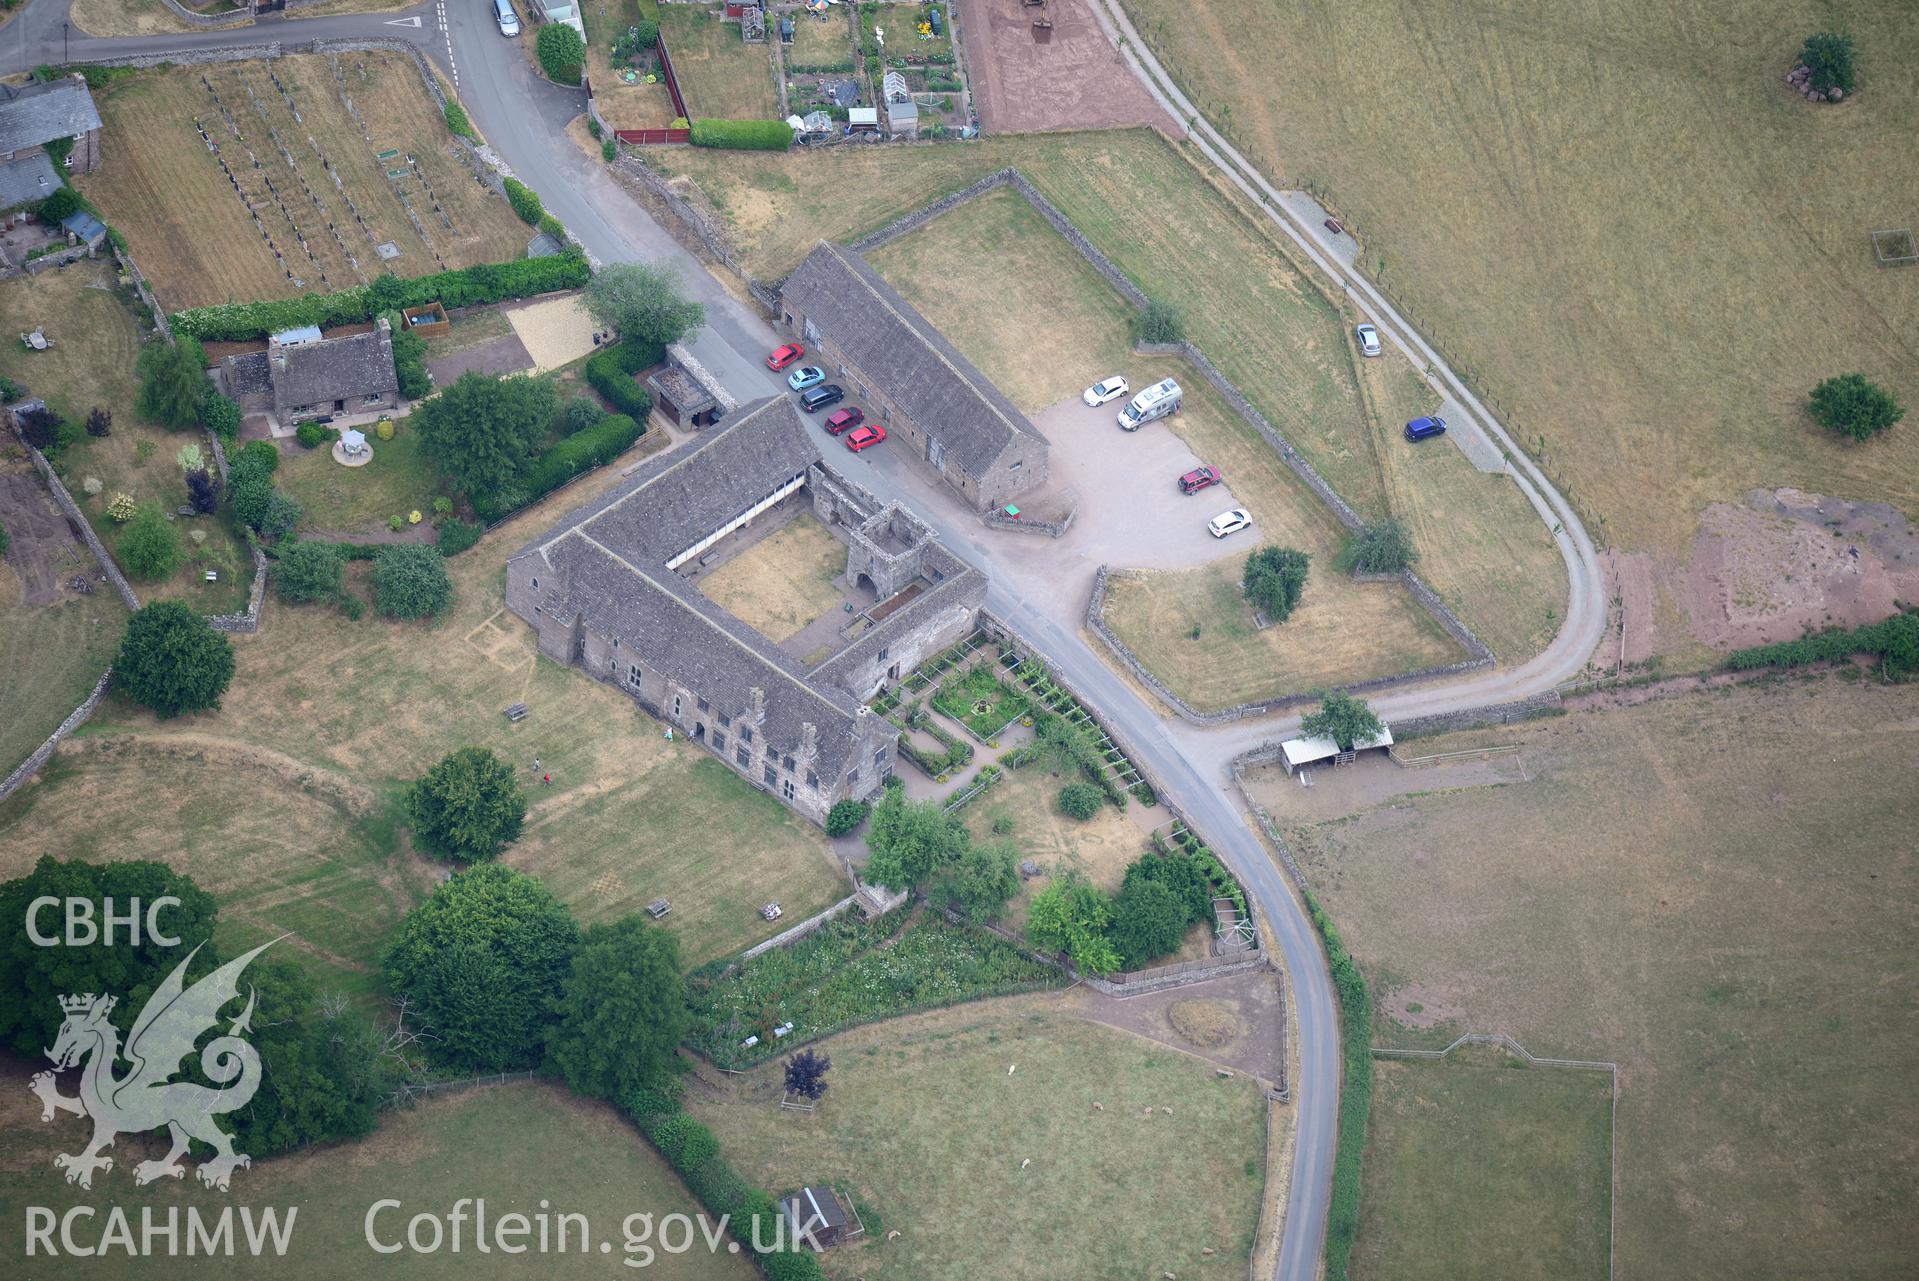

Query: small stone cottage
left=217, top=319, right=401, bottom=427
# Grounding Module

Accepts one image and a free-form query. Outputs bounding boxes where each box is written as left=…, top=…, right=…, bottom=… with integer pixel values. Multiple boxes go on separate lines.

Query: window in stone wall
left=763, top=765, right=777, bottom=787
left=672, top=694, right=682, bottom=719
left=628, top=664, right=642, bottom=688
left=806, top=770, right=819, bottom=789
left=877, top=647, right=888, bottom=663
left=713, top=731, right=727, bottom=751
left=737, top=746, right=751, bottom=768
left=719, top=712, right=731, bottom=728
left=782, top=754, right=795, bottom=772
left=845, top=770, right=859, bottom=788
left=782, top=779, right=796, bottom=801
left=741, top=727, right=753, bottom=745
left=697, top=697, right=709, bottom=712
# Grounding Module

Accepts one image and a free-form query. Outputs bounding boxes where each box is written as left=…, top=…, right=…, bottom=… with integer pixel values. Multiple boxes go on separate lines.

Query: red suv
left=765, top=343, right=804, bottom=372
left=1179, top=465, right=1222, bottom=495
left=824, top=406, right=865, bottom=436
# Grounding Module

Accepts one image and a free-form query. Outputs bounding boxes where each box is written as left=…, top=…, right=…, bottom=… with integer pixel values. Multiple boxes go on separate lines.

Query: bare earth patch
left=1678, top=487, right=1919, bottom=650
left=1168, top=997, right=1239, bottom=1048
left=955, top=0, right=1182, bottom=138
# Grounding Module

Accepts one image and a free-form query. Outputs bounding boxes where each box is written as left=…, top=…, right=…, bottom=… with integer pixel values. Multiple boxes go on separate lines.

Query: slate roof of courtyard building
left=781, top=242, right=1046, bottom=479
left=0, top=78, right=102, bottom=155
left=0, top=152, right=60, bottom=211
left=272, top=328, right=399, bottom=407
left=510, top=398, right=878, bottom=768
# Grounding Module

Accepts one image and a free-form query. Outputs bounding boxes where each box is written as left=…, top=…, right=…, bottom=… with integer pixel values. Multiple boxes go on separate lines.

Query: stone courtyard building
left=506, top=395, right=987, bottom=827
left=0, top=75, right=104, bottom=178
left=778, top=242, right=1049, bottom=513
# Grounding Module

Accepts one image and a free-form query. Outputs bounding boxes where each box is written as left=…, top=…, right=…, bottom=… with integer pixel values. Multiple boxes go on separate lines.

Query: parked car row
left=770, top=344, right=887, bottom=453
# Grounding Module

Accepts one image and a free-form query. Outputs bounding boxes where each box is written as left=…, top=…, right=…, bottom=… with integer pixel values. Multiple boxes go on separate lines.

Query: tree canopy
left=382, top=864, right=580, bottom=1072
left=373, top=543, right=454, bottom=620
left=117, top=502, right=181, bottom=581
left=783, top=1048, right=831, bottom=1102
left=863, top=786, right=967, bottom=892
left=1108, top=878, right=1189, bottom=970
left=1801, top=31, right=1856, bottom=94
left=583, top=261, right=705, bottom=350
left=1343, top=519, right=1417, bottom=574
left=547, top=914, right=689, bottom=1101
left=1027, top=877, right=1121, bottom=976
left=0, top=857, right=220, bottom=1057
left=1244, top=545, right=1310, bottom=622
left=411, top=371, right=558, bottom=510
left=1808, top=373, right=1903, bottom=443
left=113, top=600, right=236, bottom=718
left=225, top=958, right=393, bottom=1155
left=1300, top=690, right=1385, bottom=751
left=930, top=838, right=1021, bottom=926
left=275, top=540, right=345, bottom=604
left=536, top=23, right=587, bottom=84
left=135, top=336, right=209, bottom=430
left=405, top=747, right=527, bottom=862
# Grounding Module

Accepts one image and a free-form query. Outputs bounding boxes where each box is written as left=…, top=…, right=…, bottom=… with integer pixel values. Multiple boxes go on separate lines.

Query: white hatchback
left=1355, top=323, right=1382, bottom=357
left=1082, top=376, right=1130, bottom=407
left=1207, top=508, right=1254, bottom=538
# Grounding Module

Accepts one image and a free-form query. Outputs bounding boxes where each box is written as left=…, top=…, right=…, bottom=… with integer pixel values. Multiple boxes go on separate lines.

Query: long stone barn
left=777, top=241, right=1050, bottom=513
left=506, top=395, right=987, bottom=827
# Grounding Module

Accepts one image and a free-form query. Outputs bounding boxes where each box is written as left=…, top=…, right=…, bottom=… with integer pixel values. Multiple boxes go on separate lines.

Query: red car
left=824, top=406, right=865, bottom=436
left=765, top=343, right=805, bottom=372
left=1179, top=465, right=1222, bottom=495
left=845, top=424, right=887, bottom=452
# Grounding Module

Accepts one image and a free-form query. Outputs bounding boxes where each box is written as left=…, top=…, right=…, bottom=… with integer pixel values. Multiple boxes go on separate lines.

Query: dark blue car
left=1404, top=415, right=1448, bottom=442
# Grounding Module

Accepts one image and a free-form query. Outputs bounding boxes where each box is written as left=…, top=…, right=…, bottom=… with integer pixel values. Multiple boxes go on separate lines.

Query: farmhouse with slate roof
left=506, top=396, right=987, bottom=827
left=779, top=242, right=1049, bottom=512
left=216, top=319, right=401, bottom=427
left=0, top=75, right=103, bottom=176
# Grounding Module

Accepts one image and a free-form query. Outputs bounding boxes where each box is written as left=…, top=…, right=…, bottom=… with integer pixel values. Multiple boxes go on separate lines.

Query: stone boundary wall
left=981, top=505, right=1074, bottom=538
left=614, top=156, right=771, bottom=305
left=1389, top=689, right=1563, bottom=739
left=25, top=446, right=141, bottom=612
left=848, top=168, right=1018, bottom=255
left=1083, top=952, right=1265, bottom=996
left=115, top=248, right=173, bottom=341
left=0, top=668, right=114, bottom=806
left=157, top=0, right=253, bottom=29
left=735, top=891, right=861, bottom=963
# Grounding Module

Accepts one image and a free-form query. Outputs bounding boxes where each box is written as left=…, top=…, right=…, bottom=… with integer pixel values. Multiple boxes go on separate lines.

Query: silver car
left=1355, top=324, right=1382, bottom=357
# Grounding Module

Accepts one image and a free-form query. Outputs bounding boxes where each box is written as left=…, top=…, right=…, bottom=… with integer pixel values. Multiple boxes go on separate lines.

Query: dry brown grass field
left=1121, top=0, right=1919, bottom=561
left=0, top=468, right=846, bottom=995
left=77, top=55, right=528, bottom=311
left=691, top=1002, right=1268, bottom=1281
left=1263, top=674, right=1919, bottom=1279
left=698, top=512, right=846, bottom=641
left=869, top=186, right=1464, bottom=709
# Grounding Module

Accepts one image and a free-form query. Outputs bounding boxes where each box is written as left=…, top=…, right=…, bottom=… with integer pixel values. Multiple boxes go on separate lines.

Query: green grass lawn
left=1270, top=674, right=1919, bottom=1278
left=1119, top=0, right=1919, bottom=559
left=0, top=1075, right=753, bottom=1280
left=277, top=425, right=445, bottom=536
left=928, top=664, right=1028, bottom=740
left=1355, top=1049, right=1612, bottom=1280
left=0, top=262, right=251, bottom=614
left=690, top=1004, right=1268, bottom=1281
left=659, top=5, right=779, bottom=119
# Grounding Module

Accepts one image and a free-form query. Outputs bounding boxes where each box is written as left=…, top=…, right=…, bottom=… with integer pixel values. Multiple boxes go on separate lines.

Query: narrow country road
left=9, top=4, right=1609, bottom=1277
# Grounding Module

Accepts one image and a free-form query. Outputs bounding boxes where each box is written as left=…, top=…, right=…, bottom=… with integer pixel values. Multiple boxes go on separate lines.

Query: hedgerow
left=1307, top=887, right=1372, bottom=1280
left=471, top=413, right=647, bottom=522
left=442, top=101, right=477, bottom=141
left=503, top=177, right=544, bottom=226
left=585, top=344, right=659, bottom=418
left=688, top=118, right=792, bottom=151
left=1726, top=610, right=1918, bottom=678
left=170, top=253, right=590, bottom=341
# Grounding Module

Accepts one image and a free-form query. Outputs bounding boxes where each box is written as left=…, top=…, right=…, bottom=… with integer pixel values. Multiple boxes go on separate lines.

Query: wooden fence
left=616, top=127, right=691, bottom=145
left=655, top=34, right=688, bottom=120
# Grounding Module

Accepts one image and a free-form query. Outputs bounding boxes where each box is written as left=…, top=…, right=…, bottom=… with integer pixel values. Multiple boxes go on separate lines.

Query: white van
left=495, top=0, right=521, bottom=37
left=1117, top=378, right=1182, bottom=431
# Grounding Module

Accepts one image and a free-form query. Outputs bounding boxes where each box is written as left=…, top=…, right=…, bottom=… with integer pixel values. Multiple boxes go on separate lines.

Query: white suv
left=1207, top=508, right=1253, bottom=538
left=1082, top=376, right=1130, bottom=407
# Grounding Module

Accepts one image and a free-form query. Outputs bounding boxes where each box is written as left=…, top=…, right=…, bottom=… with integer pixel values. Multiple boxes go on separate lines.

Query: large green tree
left=118, top=502, right=181, bottom=581
left=372, top=543, right=454, bottom=620
left=0, top=857, right=220, bottom=1057
left=583, top=261, right=705, bottom=350
left=1027, top=877, right=1120, bottom=976
left=113, top=600, right=236, bottom=718
left=411, top=371, right=558, bottom=509
left=274, top=540, right=345, bottom=604
left=547, top=914, right=689, bottom=1101
left=931, top=838, right=1021, bottom=925
left=383, top=864, right=580, bottom=1072
left=135, top=335, right=209, bottom=430
left=405, top=747, right=527, bottom=862
left=1800, top=31, right=1856, bottom=94
left=1243, top=545, right=1310, bottom=622
left=536, top=22, right=587, bottom=84
left=1108, top=877, right=1188, bottom=970
left=1343, top=518, right=1417, bottom=574
left=863, top=786, right=966, bottom=892
left=1300, top=690, right=1385, bottom=751
left=1808, top=373, right=1903, bottom=443
left=225, top=959, right=393, bottom=1155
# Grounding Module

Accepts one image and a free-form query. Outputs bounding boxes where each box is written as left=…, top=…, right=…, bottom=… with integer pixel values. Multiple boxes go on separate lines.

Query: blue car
left=1404, top=415, right=1448, bottom=442
left=787, top=365, right=826, bottom=392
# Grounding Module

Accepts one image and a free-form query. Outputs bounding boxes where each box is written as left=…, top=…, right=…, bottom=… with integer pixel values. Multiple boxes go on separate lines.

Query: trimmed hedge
left=472, top=414, right=647, bottom=522
left=1726, top=610, right=1918, bottom=677
left=171, top=253, right=591, bottom=341
left=689, top=118, right=792, bottom=151
left=585, top=345, right=658, bottom=419
left=436, top=518, right=484, bottom=556
left=503, top=177, right=544, bottom=226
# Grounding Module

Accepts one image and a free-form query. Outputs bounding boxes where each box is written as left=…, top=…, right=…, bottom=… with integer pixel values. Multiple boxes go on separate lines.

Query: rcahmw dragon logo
left=29, top=940, right=277, bottom=1192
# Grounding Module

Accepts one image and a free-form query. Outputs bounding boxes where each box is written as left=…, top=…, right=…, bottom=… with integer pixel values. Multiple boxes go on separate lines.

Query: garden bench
left=647, top=898, right=671, bottom=919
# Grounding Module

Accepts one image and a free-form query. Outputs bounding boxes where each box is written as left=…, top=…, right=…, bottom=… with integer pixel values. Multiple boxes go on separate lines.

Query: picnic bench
left=504, top=703, right=529, bottom=723
left=20, top=330, right=52, bottom=351
left=647, top=899, right=671, bottom=920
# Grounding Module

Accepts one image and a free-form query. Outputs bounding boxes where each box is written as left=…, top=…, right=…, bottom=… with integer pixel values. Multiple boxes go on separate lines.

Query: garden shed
left=780, top=1185, right=861, bottom=1250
